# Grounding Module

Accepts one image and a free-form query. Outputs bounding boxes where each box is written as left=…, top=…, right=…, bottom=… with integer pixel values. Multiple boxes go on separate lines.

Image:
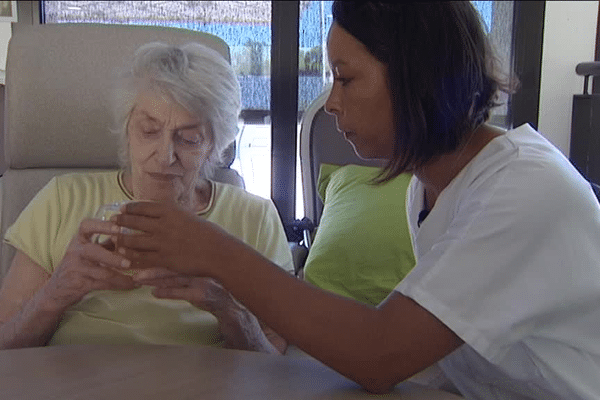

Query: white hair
left=111, top=42, right=241, bottom=178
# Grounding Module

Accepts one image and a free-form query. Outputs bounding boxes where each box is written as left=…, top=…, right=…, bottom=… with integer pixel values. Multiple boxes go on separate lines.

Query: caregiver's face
left=127, top=89, right=212, bottom=203
left=325, top=22, right=395, bottom=160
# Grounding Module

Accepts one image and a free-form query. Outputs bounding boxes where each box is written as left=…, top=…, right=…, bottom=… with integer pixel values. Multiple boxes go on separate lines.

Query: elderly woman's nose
left=157, top=134, right=177, bottom=165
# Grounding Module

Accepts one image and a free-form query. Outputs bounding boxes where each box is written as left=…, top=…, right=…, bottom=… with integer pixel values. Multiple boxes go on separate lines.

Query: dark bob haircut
left=332, top=1, right=517, bottom=181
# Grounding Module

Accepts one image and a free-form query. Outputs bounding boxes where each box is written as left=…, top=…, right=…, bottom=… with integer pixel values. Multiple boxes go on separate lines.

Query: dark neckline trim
left=117, top=170, right=134, bottom=200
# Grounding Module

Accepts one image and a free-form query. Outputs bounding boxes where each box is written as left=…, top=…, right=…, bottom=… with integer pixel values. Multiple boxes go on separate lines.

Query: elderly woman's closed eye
left=0, top=42, right=294, bottom=353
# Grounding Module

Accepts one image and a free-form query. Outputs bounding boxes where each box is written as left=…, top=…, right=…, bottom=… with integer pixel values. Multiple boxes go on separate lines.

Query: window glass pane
left=43, top=1, right=273, bottom=199
left=472, top=1, right=515, bottom=128
left=297, top=0, right=333, bottom=218
left=298, top=1, right=333, bottom=113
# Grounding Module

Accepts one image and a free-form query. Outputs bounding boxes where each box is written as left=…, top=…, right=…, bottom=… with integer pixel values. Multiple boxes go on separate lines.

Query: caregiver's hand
left=114, top=201, right=245, bottom=278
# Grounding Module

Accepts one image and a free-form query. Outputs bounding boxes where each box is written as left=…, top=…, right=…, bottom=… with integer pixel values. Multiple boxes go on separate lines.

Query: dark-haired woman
left=111, top=2, right=600, bottom=398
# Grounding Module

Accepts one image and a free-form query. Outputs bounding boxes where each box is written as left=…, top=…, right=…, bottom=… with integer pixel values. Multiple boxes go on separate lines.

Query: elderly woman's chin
left=142, top=184, right=187, bottom=203
left=131, top=175, right=186, bottom=202
left=123, top=168, right=206, bottom=210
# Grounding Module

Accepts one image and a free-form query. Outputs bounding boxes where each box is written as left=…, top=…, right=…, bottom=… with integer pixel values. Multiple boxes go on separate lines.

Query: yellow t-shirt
left=4, top=171, right=293, bottom=346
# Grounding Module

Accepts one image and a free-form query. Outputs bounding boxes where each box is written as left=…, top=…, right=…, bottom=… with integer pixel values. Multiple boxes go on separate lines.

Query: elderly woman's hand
left=132, top=268, right=242, bottom=317
left=115, top=202, right=287, bottom=353
left=42, top=218, right=138, bottom=312
left=133, top=267, right=286, bottom=353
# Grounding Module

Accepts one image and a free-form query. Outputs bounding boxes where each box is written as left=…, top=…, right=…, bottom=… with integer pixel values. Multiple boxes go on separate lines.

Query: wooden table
left=0, top=344, right=463, bottom=399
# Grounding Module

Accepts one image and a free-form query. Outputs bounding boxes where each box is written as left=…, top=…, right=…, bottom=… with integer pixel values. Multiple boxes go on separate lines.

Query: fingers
left=132, top=268, right=190, bottom=287
left=133, top=267, right=179, bottom=281
left=49, top=258, right=139, bottom=306
left=120, top=201, right=166, bottom=217
left=113, top=213, right=165, bottom=255
left=78, top=218, right=120, bottom=242
left=114, top=213, right=158, bottom=235
left=113, top=246, right=162, bottom=270
left=150, top=283, right=241, bottom=317
left=99, top=238, right=116, bottom=252
left=113, top=201, right=214, bottom=277
left=116, top=229, right=158, bottom=252
left=80, top=241, right=131, bottom=270
left=90, top=270, right=140, bottom=291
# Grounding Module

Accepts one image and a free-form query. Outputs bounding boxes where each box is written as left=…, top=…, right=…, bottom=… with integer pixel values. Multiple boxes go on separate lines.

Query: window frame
left=271, top=0, right=299, bottom=225
left=509, top=0, right=546, bottom=129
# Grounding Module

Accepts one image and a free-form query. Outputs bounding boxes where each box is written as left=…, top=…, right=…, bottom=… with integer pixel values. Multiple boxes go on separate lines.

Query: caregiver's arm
left=210, top=251, right=462, bottom=393
left=116, top=202, right=463, bottom=394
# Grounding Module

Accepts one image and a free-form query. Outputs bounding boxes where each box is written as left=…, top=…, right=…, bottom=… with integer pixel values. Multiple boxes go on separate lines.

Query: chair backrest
left=0, top=23, right=242, bottom=281
left=299, top=90, right=384, bottom=225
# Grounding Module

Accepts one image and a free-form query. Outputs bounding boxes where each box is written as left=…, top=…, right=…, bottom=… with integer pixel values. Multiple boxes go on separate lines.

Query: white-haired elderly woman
left=0, top=42, right=293, bottom=353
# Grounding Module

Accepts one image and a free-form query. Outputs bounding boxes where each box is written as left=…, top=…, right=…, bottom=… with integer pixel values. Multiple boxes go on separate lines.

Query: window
left=473, top=1, right=515, bottom=128
left=298, top=1, right=333, bottom=113
left=296, top=1, right=333, bottom=218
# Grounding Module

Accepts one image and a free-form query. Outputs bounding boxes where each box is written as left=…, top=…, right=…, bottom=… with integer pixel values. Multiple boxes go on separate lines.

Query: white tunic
left=396, top=124, right=600, bottom=399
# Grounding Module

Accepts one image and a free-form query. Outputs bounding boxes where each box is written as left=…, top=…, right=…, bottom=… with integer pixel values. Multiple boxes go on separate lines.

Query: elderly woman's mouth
left=147, top=172, right=182, bottom=181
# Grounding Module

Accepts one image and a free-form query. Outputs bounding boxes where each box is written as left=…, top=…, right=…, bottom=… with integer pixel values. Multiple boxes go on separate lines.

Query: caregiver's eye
left=334, top=77, right=352, bottom=87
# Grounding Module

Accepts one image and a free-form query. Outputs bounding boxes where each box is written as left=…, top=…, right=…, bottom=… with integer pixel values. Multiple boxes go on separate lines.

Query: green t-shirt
left=5, top=171, right=293, bottom=346
left=303, top=164, right=415, bottom=306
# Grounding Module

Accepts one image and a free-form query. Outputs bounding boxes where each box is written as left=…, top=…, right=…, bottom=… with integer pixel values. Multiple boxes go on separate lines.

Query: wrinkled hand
left=132, top=268, right=244, bottom=318
left=114, top=201, right=242, bottom=278
left=133, top=267, right=284, bottom=353
left=43, top=218, right=138, bottom=312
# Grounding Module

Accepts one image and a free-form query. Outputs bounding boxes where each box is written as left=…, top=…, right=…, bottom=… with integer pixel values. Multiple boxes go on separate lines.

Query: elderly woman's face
left=127, top=89, right=211, bottom=203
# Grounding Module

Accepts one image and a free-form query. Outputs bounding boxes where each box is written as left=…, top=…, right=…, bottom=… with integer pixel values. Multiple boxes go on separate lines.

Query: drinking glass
left=92, top=201, right=132, bottom=245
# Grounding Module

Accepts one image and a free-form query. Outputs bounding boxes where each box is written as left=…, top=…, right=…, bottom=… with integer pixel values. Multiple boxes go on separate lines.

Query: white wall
left=538, top=0, right=598, bottom=155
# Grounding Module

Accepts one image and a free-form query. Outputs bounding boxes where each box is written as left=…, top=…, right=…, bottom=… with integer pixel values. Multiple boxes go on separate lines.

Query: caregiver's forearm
left=209, top=240, right=431, bottom=394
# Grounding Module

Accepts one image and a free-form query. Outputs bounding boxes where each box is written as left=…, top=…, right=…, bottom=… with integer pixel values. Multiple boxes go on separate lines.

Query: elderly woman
left=0, top=42, right=293, bottom=352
